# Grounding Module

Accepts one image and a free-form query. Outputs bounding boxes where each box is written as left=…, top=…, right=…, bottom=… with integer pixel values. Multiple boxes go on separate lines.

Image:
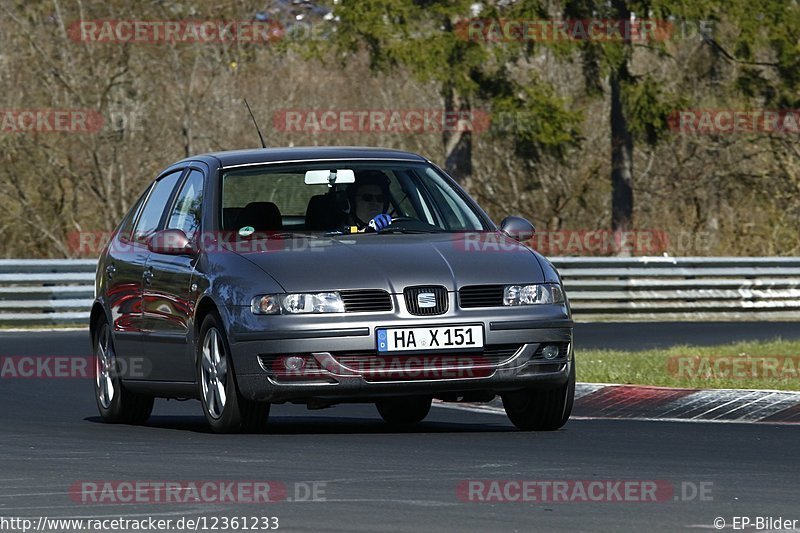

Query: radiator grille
left=458, top=285, right=505, bottom=308
left=404, top=286, right=448, bottom=316
left=339, top=289, right=393, bottom=312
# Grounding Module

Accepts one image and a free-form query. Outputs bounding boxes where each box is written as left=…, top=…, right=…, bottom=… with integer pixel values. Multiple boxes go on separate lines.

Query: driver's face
left=354, top=184, right=385, bottom=222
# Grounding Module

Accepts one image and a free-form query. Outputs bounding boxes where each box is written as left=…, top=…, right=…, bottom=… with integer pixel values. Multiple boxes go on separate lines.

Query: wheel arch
left=193, top=295, right=231, bottom=362
left=89, top=301, right=109, bottom=346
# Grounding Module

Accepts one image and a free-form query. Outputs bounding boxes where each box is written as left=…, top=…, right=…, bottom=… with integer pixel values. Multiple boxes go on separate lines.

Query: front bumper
left=225, top=303, right=573, bottom=403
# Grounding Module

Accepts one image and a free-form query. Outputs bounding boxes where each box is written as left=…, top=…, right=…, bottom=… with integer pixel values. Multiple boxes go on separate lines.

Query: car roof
left=179, top=146, right=429, bottom=169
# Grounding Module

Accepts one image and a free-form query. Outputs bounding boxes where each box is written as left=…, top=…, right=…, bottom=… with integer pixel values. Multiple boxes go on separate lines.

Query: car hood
left=235, top=232, right=545, bottom=293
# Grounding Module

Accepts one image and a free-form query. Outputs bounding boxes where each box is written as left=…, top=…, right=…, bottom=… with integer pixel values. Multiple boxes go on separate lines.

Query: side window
left=133, top=170, right=183, bottom=243
left=117, top=192, right=147, bottom=242
left=166, top=169, right=204, bottom=240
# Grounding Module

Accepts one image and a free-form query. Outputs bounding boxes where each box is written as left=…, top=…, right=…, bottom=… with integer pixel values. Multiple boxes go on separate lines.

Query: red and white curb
left=437, top=384, right=800, bottom=424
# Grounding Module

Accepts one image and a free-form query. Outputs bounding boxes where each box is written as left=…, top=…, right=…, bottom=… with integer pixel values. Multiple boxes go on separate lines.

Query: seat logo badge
left=417, top=292, right=436, bottom=308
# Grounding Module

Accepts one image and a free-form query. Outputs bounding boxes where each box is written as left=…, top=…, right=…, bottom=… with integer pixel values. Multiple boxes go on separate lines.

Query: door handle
left=105, top=265, right=116, bottom=279
left=143, top=269, right=154, bottom=284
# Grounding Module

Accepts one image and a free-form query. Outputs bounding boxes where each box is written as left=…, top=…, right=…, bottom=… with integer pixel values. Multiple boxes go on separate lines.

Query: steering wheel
left=388, top=216, right=415, bottom=224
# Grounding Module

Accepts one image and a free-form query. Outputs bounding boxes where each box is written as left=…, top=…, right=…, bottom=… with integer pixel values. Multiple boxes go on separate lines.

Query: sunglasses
left=359, top=193, right=385, bottom=203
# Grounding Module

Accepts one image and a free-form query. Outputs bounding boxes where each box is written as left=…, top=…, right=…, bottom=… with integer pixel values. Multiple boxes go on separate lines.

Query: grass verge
left=575, top=339, right=800, bottom=391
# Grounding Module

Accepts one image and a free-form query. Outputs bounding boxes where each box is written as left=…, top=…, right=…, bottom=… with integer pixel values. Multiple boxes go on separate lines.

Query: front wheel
left=197, top=313, right=270, bottom=433
left=376, top=396, right=432, bottom=425
left=501, top=358, right=575, bottom=431
left=94, top=321, right=153, bottom=424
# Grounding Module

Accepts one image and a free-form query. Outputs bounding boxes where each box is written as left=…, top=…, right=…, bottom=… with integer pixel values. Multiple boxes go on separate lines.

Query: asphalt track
left=1, top=325, right=799, bottom=532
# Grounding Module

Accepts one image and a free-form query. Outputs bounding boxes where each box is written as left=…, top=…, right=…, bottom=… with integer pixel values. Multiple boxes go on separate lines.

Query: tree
left=555, top=0, right=679, bottom=252
left=321, top=0, right=581, bottom=188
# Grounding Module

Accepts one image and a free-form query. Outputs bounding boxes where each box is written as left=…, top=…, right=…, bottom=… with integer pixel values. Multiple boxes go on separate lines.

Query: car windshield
left=220, top=161, right=487, bottom=234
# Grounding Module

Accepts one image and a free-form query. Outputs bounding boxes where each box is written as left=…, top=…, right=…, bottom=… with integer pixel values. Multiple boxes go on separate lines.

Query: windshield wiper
left=377, top=227, right=446, bottom=235
left=240, top=232, right=319, bottom=240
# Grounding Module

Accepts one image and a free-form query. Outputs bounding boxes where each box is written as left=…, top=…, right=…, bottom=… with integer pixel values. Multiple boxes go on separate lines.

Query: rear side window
left=133, top=170, right=183, bottom=243
left=117, top=193, right=146, bottom=242
left=166, top=169, right=204, bottom=240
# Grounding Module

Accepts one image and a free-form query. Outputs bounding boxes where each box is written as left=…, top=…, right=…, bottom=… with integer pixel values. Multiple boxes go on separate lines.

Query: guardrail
left=2, top=257, right=800, bottom=326
left=0, top=260, right=96, bottom=326
left=555, top=257, right=800, bottom=321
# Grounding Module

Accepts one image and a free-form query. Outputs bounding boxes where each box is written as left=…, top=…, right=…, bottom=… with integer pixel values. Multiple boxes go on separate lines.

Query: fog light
left=541, top=344, right=560, bottom=360
left=283, top=356, right=306, bottom=371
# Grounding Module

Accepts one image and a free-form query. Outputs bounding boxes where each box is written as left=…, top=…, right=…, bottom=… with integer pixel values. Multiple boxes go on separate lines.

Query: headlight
left=251, top=292, right=345, bottom=314
left=503, top=283, right=565, bottom=306
left=282, top=292, right=345, bottom=314
left=251, top=295, right=281, bottom=315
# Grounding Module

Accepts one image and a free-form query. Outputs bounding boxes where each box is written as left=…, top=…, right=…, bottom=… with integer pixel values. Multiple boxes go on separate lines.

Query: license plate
left=376, top=325, right=484, bottom=353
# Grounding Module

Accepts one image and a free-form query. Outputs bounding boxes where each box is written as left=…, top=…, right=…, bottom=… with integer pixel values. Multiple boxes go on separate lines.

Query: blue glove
left=368, top=214, right=393, bottom=232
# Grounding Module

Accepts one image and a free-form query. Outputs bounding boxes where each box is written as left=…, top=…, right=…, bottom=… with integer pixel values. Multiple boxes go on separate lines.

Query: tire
left=94, top=321, right=154, bottom=424
left=197, top=313, right=270, bottom=433
left=376, top=396, right=432, bottom=425
left=501, top=357, right=576, bottom=431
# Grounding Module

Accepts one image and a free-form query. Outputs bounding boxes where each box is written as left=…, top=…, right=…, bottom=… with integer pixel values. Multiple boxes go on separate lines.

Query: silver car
left=91, top=147, right=574, bottom=433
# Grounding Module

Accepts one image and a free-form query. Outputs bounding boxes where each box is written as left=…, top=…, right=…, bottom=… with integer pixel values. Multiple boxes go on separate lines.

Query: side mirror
left=500, top=216, right=535, bottom=242
left=148, top=229, right=194, bottom=255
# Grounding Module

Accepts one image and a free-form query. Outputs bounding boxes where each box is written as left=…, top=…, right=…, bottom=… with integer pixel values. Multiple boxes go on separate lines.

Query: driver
left=346, top=170, right=393, bottom=232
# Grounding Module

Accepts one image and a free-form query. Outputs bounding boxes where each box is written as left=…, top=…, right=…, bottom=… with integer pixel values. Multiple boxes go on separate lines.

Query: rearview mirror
left=148, top=229, right=194, bottom=255
left=304, top=169, right=355, bottom=187
left=500, top=216, right=535, bottom=242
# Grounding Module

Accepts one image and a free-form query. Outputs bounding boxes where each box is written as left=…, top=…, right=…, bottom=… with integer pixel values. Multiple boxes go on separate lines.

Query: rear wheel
left=198, top=313, right=270, bottom=433
left=376, top=396, right=432, bottom=425
left=94, top=321, right=153, bottom=424
left=502, top=357, right=575, bottom=431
